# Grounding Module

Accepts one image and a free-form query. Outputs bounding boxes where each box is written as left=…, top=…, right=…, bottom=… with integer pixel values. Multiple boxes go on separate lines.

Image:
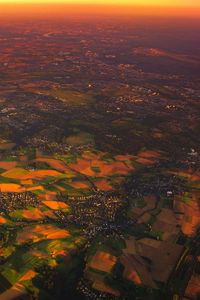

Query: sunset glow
left=0, top=0, right=199, bottom=18
left=0, top=0, right=199, bottom=6
left=0, top=0, right=199, bottom=294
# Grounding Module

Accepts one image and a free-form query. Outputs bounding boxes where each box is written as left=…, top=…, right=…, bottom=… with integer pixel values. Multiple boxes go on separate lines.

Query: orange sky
left=0, top=1, right=200, bottom=17
left=0, top=0, right=199, bottom=6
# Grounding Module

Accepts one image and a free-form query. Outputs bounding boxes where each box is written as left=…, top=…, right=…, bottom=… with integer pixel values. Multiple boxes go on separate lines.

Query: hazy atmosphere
left=0, top=1, right=199, bottom=300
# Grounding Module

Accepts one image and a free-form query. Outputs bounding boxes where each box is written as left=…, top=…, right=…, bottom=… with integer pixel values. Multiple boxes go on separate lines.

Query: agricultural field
left=0, top=143, right=199, bottom=299
left=28, top=88, right=95, bottom=107
left=0, top=147, right=165, bottom=298
left=0, top=13, right=199, bottom=300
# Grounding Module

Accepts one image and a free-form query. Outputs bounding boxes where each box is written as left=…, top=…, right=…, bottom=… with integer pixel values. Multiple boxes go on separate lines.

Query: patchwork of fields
left=0, top=146, right=199, bottom=299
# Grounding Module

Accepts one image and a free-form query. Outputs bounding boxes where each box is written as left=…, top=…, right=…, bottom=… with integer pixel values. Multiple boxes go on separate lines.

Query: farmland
left=0, top=14, right=199, bottom=300
left=0, top=140, right=199, bottom=299
left=0, top=147, right=163, bottom=297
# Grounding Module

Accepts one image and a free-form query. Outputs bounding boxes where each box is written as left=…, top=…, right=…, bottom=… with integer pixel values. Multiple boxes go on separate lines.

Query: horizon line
left=0, top=3, right=200, bottom=18
left=0, top=3, right=200, bottom=8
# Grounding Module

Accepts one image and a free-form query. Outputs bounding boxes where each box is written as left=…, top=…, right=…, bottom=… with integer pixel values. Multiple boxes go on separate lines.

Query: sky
left=0, top=0, right=199, bottom=7
left=0, top=0, right=200, bottom=18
